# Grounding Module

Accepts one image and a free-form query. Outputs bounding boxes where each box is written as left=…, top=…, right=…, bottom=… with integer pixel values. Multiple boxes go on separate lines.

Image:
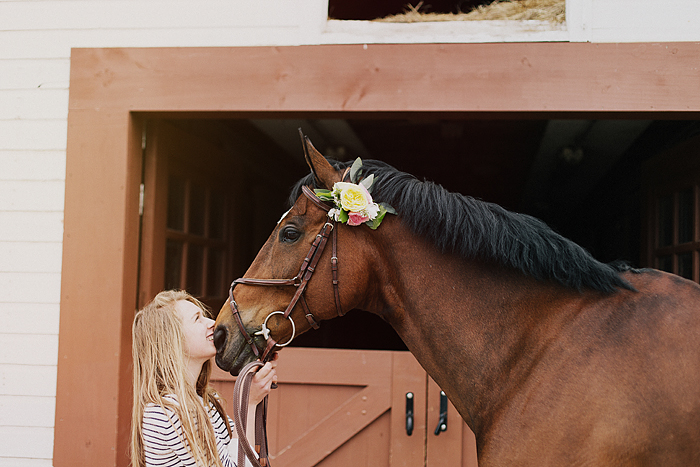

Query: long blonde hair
left=130, top=290, right=231, bottom=467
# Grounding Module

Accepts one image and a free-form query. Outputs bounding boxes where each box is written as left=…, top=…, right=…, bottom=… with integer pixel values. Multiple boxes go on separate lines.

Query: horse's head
left=214, top=135, right=388, bottom=374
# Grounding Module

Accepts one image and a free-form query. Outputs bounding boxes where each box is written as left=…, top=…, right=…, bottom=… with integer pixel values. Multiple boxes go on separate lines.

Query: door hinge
left=139, top=183, right=145, bottom=216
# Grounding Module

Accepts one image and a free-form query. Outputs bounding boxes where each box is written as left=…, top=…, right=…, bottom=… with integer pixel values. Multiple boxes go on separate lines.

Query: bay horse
left=214, top=136, right=700, bottom=466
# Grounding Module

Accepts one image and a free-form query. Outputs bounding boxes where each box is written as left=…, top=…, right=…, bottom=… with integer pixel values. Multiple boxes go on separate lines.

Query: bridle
left=226, top=184, right=344, bottom=364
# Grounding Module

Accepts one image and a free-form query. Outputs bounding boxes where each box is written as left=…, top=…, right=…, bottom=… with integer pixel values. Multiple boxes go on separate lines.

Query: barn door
left=212, top=348, right=478, bottom=466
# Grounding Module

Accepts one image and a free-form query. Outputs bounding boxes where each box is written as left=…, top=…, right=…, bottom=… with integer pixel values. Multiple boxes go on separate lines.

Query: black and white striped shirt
left=142, top=395, right=238, bottom=467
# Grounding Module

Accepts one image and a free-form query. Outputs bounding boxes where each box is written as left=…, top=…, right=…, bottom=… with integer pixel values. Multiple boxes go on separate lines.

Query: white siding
left=0, top=0, right=698, bottom=464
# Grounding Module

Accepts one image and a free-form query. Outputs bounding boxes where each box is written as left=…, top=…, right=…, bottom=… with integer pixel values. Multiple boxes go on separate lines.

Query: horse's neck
left=371, top=224, right=578, bottom=435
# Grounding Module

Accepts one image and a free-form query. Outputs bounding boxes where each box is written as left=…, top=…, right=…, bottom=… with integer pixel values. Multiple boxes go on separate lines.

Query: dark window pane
left=207, top=248, right=225, bottom=297
left=186, top=243, right=204, bottom=296
left=167, top=176, right=186, bottom=231
left=189, top=183, right=206, bottom=236
left=678, top=253, right=693, bottom=280
left=679, top=189, right=694, bottom=244
left=657, top=255, right=673, bottom=273
left=658, top=194, right=674, bottom=247
left=165, top=239, right=183, bottom=290
left=209, top=191, right=226, bottom=240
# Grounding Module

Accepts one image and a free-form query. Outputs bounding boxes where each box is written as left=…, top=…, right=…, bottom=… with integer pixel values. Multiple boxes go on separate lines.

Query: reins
left=229, top=184, right=343, bottom=467
left=232, top=360, right=271, bottom=467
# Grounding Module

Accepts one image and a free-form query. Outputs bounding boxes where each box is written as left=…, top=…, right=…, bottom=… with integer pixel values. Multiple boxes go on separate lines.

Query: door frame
left=56, top=43, right=700, bottom=467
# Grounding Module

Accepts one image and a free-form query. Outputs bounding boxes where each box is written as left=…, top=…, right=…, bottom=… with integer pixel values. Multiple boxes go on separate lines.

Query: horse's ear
left=299, top=130, right=341, bottom=189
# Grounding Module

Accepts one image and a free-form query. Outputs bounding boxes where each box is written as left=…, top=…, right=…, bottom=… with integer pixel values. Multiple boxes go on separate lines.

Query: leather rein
left=227, top=184, right=344, bottom=365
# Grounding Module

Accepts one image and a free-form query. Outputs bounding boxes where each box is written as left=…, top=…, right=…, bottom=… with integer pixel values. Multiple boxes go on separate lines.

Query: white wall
left=0, top=0, right=698, bottom=465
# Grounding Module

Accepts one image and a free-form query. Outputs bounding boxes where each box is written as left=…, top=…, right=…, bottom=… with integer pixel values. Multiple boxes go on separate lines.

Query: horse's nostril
left=213, top=327, right=227, bottom=351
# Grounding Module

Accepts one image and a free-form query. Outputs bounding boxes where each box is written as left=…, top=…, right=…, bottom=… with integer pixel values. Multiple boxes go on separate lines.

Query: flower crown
left=314, top=158, right=396, bottom=230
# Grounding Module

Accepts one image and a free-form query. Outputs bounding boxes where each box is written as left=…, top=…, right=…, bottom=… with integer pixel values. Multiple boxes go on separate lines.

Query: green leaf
left=380, top=202, right=397, bottom=215
left=338, top=209, right=349, bottom=223
left=314, top=189, right=334, bottom=201
left=359, top=173, right=374, bottom=192
left=366, top=210, right=387, bottom=230
left=349, top=158, right=363, bottom=183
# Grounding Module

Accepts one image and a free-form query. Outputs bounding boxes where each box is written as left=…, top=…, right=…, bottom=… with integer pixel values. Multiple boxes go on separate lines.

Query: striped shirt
left=142, top=395, right=239, bottom=467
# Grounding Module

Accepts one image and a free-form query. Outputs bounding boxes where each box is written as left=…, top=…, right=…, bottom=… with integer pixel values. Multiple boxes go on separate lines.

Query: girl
left=131, top=290, right=277, bottom=467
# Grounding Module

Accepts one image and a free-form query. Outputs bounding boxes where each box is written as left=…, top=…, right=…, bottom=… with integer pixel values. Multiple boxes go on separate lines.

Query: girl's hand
left=248, top=354, right=278, bottom=406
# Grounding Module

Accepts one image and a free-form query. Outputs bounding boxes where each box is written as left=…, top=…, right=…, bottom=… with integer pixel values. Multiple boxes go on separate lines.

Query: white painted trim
left=566, top=0, right=592, bottom=42
left=321, top=19, right=568, bottom=44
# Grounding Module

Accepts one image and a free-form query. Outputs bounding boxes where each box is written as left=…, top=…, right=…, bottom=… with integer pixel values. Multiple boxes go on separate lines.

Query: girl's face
left=175, top=299, right=216, bottom=362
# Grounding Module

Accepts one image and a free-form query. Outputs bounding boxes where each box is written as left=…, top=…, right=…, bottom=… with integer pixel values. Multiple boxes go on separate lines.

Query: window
left=643, top=133, right=700, bottom=284
left=649, top=186, right=699, bottom=281
left=164, top=174, right=228, bottom=300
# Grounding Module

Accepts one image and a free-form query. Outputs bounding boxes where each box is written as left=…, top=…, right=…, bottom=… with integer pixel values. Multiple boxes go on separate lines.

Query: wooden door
left=212, top=348, right=478, bottom=466
left=139, top=119, right=238, bottom=309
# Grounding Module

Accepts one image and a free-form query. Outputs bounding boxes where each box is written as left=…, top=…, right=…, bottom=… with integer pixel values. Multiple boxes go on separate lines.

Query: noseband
left=227, top=185, right=344, bottom=363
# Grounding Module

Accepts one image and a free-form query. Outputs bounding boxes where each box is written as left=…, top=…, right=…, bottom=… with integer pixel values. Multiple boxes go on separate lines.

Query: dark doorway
left=154, top=117, right=700, bottom=351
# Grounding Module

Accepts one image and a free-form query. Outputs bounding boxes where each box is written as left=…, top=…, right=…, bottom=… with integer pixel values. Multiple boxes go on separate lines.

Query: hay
left=375, top=0, right=565, bottom=24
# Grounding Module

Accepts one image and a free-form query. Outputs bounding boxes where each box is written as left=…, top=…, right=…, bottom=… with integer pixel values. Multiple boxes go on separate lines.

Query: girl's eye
left=280, top=227, right=301, bottom=243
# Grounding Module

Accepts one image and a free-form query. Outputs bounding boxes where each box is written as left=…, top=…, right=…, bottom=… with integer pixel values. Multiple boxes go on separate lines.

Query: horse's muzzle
left=214, top=324, right=258, bottom=375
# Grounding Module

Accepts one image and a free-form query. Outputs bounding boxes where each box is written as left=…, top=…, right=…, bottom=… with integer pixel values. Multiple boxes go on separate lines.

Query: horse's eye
left=280, top=226, right=301, bottom=243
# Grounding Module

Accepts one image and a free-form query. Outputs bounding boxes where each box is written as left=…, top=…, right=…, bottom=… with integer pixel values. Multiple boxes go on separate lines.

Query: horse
left=214, top=135, right=700, bottom=466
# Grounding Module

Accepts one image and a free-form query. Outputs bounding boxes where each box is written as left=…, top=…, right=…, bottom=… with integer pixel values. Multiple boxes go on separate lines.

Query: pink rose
left=347, top=211, right=369, bottom=226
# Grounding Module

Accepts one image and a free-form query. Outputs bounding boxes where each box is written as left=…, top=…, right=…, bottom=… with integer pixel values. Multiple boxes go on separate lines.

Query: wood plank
left=0, top=28, right=305, bottom=60
left=0, top=59, right=70, bottom=90
left=0, top=334, right=58, bottom=366
left=273, top=384, right=391, bottom=466
left=69, top=44, right=700, bottom=114
left=0, top=426, right=53, bottom=459
left=426, top=378, right=465, bottom=466
left=0, top=243, right=62, bottom=274
left=0, top=303, right=60, bottom=334
left=0, top=1, right=306, bottom=31
left=54, top=108, right=140, bottom=467
left=0, top=120, right=67, bottom=151
left=591, top=0, right=700, bottom=29
left=0, top=150, right=66, bottom=181
left=0, top=181, right=65, bottom=212
left=212, top=347, right=393, bottom=386
left=389, top=352, right=426, bottom=467
left=0, top=212, right=64, bottom=242
left=0, top=395, right=55, bottom=427
left=0, top=364, right=57, bottom=397
left=0, top=90, right=68, bottom=120
left=0, top=458, right=53, bottom=467
left=0, top=273, right=61, bottom=305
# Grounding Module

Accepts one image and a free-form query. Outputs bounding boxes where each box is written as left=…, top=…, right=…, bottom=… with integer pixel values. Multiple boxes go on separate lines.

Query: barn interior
left=155, top=116, right=700, bottom=351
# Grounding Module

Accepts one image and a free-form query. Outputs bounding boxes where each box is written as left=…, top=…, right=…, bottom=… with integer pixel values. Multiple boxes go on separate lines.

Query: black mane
left=290, top=159, right=633, bottom=293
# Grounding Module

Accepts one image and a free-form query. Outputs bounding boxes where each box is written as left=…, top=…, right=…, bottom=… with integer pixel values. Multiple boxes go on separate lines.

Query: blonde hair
left=130, top=290, right=231, bottom=467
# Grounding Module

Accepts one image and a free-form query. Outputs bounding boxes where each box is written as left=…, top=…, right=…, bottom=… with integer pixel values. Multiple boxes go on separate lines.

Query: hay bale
left=375, top=0, right=565, bottom=24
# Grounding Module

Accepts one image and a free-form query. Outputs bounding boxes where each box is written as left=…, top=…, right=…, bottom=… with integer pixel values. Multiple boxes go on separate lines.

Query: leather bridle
left=227, top=185, right=344, bottom=363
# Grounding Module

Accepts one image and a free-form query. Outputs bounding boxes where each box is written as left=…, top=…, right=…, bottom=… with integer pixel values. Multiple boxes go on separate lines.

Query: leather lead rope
left=233, top=360, right=270, bottom=467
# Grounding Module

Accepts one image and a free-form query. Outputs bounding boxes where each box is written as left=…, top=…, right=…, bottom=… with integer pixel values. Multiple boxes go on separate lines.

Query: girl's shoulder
left=144, top=395, right=180, bottom=422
